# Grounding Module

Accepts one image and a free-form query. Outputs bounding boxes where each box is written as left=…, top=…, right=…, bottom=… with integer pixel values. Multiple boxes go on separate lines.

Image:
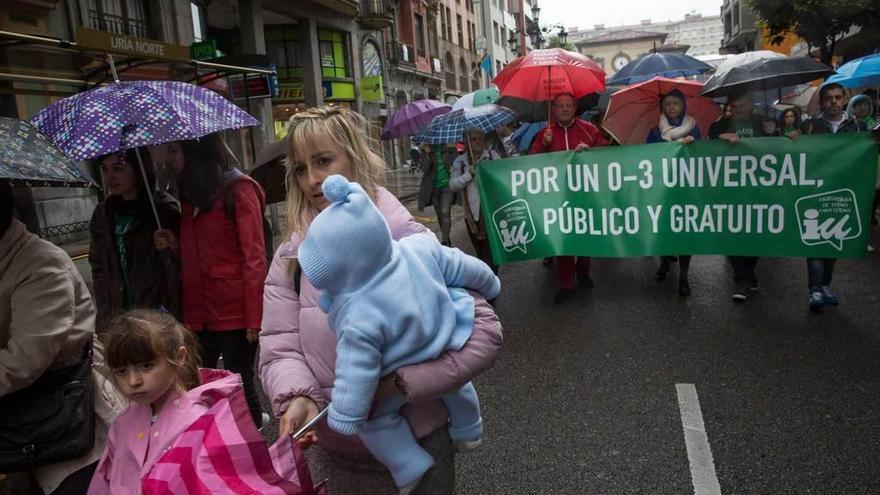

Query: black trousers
left=195, top=330, right=263, bottom=428
left=729, top=256, right=759, bottom=286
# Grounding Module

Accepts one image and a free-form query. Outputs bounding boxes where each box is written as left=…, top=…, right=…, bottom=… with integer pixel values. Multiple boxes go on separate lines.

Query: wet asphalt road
left=392, top=170, right=880, bottom=494
left=70, top=169, right=880, bottom=494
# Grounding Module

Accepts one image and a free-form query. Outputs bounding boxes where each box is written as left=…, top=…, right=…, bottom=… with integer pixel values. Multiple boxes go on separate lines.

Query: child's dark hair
left=105, top=309, right=202, bottom=390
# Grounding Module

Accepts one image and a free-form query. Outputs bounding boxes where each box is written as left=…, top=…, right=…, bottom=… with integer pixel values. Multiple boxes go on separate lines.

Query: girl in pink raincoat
left=88, top=309, right=318, bottom=494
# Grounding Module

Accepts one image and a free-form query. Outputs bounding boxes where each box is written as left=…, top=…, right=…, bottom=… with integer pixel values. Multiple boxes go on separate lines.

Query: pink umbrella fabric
left=602, top=76, right=721, bottom=145
left=492, top=48, right=606, bottom=102
left=141, top=378, right=325, bottom=495
left=382, top=99, right=451, bottom=139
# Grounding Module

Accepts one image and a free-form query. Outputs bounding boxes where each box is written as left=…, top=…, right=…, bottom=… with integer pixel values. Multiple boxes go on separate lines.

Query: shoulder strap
left=294, top=262, right=302, bottom=296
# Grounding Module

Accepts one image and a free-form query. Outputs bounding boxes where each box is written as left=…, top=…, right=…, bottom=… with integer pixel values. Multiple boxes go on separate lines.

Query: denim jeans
left=807, top=257, right=837, bottom=292
left=431, top=188, right=455, bottom=244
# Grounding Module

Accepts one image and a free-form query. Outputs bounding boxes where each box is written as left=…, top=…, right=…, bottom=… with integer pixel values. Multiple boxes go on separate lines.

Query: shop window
left=445, top=52, right=456, bottom=90
left=190, top=2, right=206, bottom=42
left=415, top=14, right=426, bottom=58
left=319, top=29, right=351, bottom=79
left=362, top=41, right=382, bottom=77
left=87, top=0, right=156, bottom=39
left=265, top=25, right=303, bottom=79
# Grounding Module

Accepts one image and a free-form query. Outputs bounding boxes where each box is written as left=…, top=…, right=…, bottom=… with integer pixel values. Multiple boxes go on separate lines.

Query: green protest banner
left=476, top=134, right=878, bottom=264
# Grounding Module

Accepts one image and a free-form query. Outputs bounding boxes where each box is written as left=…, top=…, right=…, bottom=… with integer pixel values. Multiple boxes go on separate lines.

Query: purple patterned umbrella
left=29, top=80, right=259, bottom=161
left=382, top=99, right=451, bottom=140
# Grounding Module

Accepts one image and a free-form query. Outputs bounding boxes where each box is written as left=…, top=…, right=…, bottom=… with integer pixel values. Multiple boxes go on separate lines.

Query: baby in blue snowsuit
left=298, top=174, right=501, bottom=494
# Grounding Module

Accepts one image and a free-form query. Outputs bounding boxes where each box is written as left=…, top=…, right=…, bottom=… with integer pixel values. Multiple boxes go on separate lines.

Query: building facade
left=0, top=0, right=228, bottom=240
left=437, top=0, right=481, bottom=105
left=569, top=12, right=724, bottom=59
left=575, top=30, right=668, bottom=77
left=478, top=0, right=517, bottom=83
left=719, top=0, right=759, bottom=54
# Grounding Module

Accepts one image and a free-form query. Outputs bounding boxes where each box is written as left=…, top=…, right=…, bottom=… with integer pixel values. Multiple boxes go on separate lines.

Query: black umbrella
left=0, top=117, right=95, bottom=187
left=249, top=138, right=287, bottom=205
left=700, top=57, right=834, bottom=98
left=497, top=90, right=614, bottom=123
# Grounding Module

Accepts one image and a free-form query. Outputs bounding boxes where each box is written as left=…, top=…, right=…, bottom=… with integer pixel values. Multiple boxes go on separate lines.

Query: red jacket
left=180, top=175, right=267, bottom=331
left=529, top=118, right=609, bottom=154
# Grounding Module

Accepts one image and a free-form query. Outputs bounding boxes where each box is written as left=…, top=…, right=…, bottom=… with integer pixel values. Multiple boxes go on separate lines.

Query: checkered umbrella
left=29, top=80, right=259, bottom=161
left=0, top=117, right=95, bottom=187
left=414, top=104, right=518, bottom=145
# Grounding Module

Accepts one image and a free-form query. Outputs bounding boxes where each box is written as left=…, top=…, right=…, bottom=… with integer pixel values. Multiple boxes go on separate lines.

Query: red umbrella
left=602, top=76, right=721, bottom=145
left=493, top=48, right=606, bottom=103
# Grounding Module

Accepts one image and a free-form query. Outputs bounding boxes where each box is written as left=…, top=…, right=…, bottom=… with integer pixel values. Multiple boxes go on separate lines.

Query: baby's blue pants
left=358, top=381, right=482, bottom=487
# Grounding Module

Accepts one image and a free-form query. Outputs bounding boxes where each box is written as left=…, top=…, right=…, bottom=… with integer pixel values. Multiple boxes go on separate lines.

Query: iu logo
left=795, top=189, right=861, bottom=251
left=492, top=199, right=536, bottom=254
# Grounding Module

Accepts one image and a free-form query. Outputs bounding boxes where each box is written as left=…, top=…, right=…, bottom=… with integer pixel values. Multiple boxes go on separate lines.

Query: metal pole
left=134, top=147, right=163, bottom=229
left=108, top=54, right=161, bottom=228
left=107, top=54, right=120, bottom=83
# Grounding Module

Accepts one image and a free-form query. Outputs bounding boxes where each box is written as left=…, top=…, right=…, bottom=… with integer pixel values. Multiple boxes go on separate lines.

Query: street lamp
left=527, top=2, right=568, bottom=50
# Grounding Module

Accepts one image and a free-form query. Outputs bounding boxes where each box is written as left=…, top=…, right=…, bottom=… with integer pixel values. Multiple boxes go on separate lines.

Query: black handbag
left=0, top=343, right=96, bottom=472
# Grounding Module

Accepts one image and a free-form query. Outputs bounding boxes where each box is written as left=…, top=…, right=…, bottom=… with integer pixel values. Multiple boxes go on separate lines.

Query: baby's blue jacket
left=324, top=233, right=500, bottom=436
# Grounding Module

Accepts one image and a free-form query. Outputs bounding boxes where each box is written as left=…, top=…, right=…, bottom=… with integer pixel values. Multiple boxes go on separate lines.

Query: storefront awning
left=0, top=29, right=275, bottom=87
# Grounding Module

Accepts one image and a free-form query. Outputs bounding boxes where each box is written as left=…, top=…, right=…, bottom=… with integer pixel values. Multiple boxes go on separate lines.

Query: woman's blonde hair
left=283, top=107, right=385, bottom=238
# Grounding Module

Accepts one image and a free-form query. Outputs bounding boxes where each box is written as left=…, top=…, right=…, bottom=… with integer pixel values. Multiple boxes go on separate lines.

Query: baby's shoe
left=454, top=437, right=483, bottom=453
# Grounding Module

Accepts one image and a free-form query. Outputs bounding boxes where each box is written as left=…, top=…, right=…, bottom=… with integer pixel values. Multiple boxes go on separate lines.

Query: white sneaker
left=454, top=438, right=483, bottom=453
left=869, top=244, right=875, bottom=253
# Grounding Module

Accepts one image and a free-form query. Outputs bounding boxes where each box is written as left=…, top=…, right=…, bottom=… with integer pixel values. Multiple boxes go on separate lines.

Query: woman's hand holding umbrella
left=153, top=228, right=178, bottom=251
left=280, top=396, right=321, bottom=448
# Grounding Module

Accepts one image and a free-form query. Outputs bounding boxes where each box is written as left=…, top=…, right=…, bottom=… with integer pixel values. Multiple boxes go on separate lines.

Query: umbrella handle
left=134, top=147, right=163, bottom=230
left=107, top=53, right=120, bottom=83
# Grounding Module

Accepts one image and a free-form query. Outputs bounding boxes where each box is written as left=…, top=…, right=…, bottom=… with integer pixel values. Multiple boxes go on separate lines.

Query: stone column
left=296, top=17, right=324, bottom=108
left=238, top=0, right=273, bottom=163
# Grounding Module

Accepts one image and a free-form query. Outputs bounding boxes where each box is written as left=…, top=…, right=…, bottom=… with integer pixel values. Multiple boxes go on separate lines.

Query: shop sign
left=360, top=76, right=384, bottom=102
left=275, top=80, right=356, bottom=102
left=278, top=81, right=305, bottom=101
left=229, top=74, right=272, bottom=99
left=76, top=27, right=189, bottom=62
left=190, top=39, right=222, bottom=60
left=324, top=81, right=355, bottom=100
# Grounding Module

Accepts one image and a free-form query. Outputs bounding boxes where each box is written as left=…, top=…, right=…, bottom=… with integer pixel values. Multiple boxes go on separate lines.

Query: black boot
left=678, top=278, right=691, bottom=296
left=655, top=259, right=671, bottom=281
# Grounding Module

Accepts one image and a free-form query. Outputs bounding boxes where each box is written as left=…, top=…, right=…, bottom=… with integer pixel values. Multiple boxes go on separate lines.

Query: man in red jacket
left=530, top=93, right=609, bottom=304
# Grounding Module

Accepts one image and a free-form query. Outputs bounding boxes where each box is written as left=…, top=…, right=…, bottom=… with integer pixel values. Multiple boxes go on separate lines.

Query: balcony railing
left=88, top=10, right=158, bottom=40
left=358, top=0, right=393, bottom=29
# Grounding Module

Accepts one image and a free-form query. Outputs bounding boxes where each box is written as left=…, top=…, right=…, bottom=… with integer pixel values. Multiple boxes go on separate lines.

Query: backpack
left=221, top=176, right=275, bottom=267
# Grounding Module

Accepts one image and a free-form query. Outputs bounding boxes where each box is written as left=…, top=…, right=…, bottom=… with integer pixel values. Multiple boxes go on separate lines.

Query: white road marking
left=676, top=383, right=722, bottom=495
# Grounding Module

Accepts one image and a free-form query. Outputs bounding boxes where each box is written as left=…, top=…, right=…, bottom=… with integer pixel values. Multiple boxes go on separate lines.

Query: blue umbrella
left=824, top=53, right=880, bottom=89
left=415, top=105, right=517, bottom=144
left=509, top=121, right=546, bottom=152
left=607, top=52, right=712, bottom=85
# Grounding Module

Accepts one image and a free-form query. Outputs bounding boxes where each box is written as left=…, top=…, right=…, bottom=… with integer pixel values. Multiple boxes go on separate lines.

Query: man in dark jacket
left=708, top=90, right=768, bottom=302
left=794, top=83, right=867, bottom=312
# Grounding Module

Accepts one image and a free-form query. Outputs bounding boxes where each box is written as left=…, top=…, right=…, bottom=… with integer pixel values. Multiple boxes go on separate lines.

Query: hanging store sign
left=360, top=76, right=384, bottom=102
left=76, top=27, right=189, bottom=62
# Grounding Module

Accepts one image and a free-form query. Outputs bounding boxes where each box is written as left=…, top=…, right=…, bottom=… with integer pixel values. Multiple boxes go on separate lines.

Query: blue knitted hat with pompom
left=298, top=175, right=393, bottom=295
